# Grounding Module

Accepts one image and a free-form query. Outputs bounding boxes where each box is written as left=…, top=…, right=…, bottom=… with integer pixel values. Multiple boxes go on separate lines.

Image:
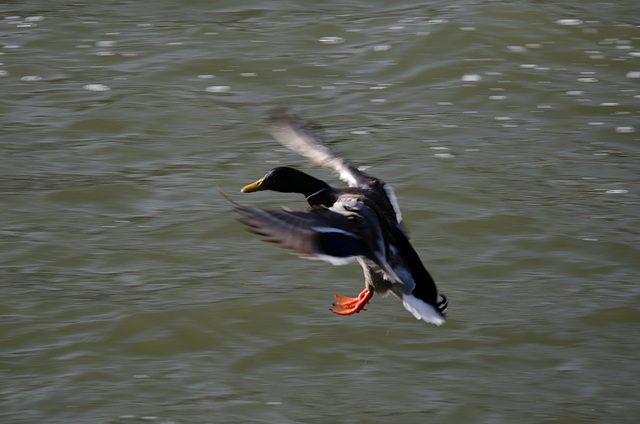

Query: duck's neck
left=287, top=170, right=329, bottom=198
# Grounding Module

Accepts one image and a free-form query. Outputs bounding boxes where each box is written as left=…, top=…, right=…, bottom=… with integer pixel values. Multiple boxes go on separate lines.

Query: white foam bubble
left=319, top=36, right=344, bottom=45
left=462, top=73, right=482, bottom=82
left=508, top=45, right=527, bottom=53
left=605, top=189, right=628, bottom=194
left=556, top=19, right=583, bottom=26
left=205, top=85, right=230, bottom=93
left=83, top=83, right=110, bottom=91
left=434, top=153, right=454, bottom=159
left=95, top=40, right=116, bottom=47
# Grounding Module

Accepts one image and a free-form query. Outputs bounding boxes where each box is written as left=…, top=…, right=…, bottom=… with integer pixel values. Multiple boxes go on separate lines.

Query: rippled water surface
left=2, top=1, right=639, bottom=423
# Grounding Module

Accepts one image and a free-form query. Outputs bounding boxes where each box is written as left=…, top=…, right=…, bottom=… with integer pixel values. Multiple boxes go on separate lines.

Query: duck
left=228, top=109, right=448, bottom=325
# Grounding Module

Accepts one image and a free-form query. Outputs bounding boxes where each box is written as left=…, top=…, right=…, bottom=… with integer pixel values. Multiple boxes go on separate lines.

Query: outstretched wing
left=268, top=109, right=372, bottom=188
left=233, top=202, right=369, bottom=265
left=268, top=109, right=405, bottom=226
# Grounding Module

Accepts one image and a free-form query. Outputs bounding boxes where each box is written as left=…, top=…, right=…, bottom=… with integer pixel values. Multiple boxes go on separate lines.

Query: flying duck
left=228, top=110, right=448, bottom=325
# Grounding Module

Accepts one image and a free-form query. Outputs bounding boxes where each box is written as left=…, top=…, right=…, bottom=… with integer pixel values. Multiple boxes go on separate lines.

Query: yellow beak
left=241, top=177, right=267, bottom=193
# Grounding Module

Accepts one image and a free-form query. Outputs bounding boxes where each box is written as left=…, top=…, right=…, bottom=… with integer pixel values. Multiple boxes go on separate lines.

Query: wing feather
left=234, top=202, right=369, bottom=263
left=268, top=109, right=406, bottom=228
left=268, top=109, right=372, bottom=188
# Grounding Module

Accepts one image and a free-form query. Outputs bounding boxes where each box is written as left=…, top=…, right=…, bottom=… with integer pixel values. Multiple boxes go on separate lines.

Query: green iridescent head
left=241, top=166, right=327, bottom=197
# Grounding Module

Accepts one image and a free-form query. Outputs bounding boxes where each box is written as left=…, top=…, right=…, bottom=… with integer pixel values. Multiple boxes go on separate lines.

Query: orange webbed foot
left=331, top=289, right=373, bottom=315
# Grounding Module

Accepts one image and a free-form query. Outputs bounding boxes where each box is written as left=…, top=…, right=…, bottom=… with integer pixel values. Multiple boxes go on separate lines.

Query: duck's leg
left=331, top=289, right=373, bottom=315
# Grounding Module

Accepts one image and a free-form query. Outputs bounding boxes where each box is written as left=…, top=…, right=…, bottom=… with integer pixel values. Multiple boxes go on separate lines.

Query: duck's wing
left=232, top=201, right=372, bottom=266
left=268, top=109, right=405, bottom=226
left=268, top=109, right=372, bottom=188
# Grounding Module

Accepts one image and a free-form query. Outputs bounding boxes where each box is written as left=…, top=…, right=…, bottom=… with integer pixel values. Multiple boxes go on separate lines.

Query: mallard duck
left=229, top=110, right=447, bottom=325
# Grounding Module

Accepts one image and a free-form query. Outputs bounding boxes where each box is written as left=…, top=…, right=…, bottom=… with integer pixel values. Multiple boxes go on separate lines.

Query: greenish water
left=1, top=1, right=639, bottom=423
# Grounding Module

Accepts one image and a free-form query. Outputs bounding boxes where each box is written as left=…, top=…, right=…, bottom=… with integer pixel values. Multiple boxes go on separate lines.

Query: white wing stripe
left=311, top=226, right=360, bottom=239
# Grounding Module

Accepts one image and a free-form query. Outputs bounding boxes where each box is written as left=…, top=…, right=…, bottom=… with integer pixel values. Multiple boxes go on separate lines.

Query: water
left=1, top=1, right=639, bottom=423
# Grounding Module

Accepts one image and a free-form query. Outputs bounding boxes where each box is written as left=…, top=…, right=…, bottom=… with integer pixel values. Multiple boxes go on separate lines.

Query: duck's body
left=231, top=110, right=447, bottom=325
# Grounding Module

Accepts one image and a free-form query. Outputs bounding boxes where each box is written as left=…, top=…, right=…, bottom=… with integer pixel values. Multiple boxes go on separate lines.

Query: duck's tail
left=401, top=293, right=447, bottom=326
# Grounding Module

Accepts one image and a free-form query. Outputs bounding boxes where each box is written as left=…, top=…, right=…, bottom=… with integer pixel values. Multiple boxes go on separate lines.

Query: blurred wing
left=269, top=109, right=405, bottom=226
left=233, top=202, right=369, bottom=265
left=268, top=109, right=373, bottom=189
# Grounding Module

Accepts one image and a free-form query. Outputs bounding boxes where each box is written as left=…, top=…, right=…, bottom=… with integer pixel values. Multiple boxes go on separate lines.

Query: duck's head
left=241, top=166, right=328, bottom=197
